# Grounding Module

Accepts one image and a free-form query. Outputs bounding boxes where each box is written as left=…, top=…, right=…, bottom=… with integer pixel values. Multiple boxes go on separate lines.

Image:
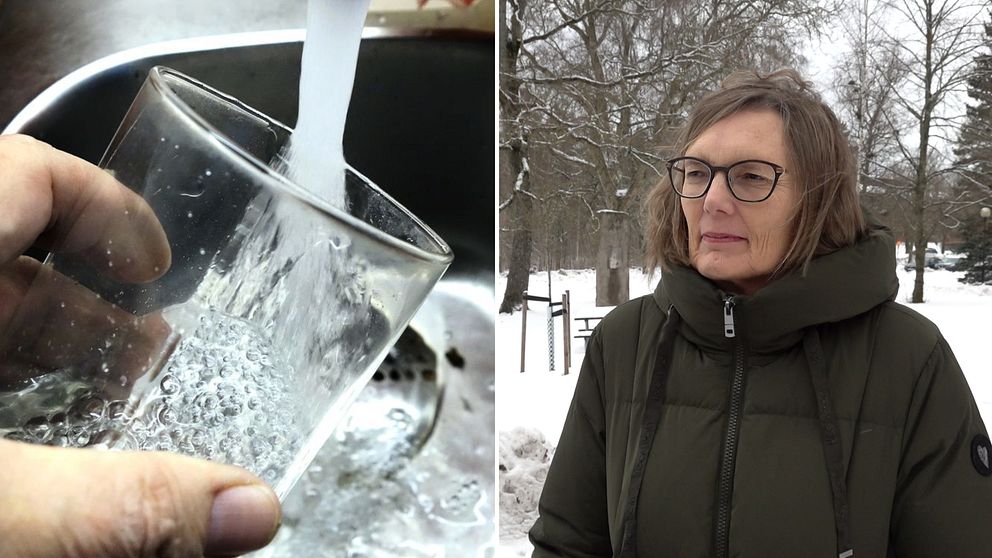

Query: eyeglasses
left=666, top=156, right=785, bottom=203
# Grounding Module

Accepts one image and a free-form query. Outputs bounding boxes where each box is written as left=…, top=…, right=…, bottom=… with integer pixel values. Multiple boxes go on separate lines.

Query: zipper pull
left=723, top=296, right=736, bottom=338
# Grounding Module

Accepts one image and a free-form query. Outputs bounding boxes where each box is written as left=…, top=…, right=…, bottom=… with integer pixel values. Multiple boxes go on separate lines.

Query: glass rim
left=144, top=65, right=453, bottom=266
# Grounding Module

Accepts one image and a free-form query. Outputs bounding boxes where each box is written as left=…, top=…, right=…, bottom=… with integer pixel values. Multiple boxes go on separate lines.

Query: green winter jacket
left=530, top=228, right=992, bottom=557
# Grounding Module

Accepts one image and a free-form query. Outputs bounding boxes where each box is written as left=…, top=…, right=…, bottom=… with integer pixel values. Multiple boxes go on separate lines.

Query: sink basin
left=4, top=28, right=495, bottom=556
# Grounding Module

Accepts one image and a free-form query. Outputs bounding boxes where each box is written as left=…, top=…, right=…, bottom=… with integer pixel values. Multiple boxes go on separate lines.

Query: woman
left=529, top=69, right=992, bottom=557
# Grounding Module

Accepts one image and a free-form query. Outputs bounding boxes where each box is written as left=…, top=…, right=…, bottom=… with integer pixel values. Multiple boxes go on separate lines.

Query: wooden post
left=520, top=291, right=528, bottom=373
left=562, top=291, right=570, bottom=373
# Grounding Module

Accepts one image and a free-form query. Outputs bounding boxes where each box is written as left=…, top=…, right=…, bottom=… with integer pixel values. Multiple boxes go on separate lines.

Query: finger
left=0, top=134, right=170, bottom=283
left=0, top=257, right=173, bottom=393
left=0, top=439, right=281, bottom=558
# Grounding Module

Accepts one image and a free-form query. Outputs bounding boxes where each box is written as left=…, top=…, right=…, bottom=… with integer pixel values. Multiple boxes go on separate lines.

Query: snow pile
left=498, top=427, right=554, bottom=549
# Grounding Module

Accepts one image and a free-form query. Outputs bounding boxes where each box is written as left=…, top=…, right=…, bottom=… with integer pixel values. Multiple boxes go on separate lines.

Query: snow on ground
left=496, top=267, right=992, bottom=556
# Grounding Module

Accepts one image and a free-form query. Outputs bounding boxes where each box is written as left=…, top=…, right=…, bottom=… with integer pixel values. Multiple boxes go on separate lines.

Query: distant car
left=903, top=250, right=943, bottom=271
left=936, top=254, right=964, bottom=271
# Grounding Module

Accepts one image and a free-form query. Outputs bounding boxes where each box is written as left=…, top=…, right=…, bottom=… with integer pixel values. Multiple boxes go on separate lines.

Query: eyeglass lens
left=670, top=158, right=777, bottom=202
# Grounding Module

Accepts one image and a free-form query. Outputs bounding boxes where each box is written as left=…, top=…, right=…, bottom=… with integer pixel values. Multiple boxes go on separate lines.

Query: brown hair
left=644, top=68, right=867, bottom=278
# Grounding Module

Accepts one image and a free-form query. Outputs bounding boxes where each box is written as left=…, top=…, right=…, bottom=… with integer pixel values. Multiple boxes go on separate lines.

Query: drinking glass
left=0, top=66, right=452, bottom=498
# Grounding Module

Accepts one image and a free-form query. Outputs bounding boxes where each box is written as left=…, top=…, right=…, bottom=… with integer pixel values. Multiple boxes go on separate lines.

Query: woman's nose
left=702, top=170, right=736, bottom=214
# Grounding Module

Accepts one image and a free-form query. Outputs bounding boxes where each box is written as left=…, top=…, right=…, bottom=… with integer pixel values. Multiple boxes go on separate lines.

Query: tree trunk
left=500, top=218, right=533, bottom=313
left=912, top=221, right=926, bottom=303
left=595, top=212, right=630, bottom=306
left=498, top=144, right=534, bottom=313
left=497, top=0, right=533, bottom=314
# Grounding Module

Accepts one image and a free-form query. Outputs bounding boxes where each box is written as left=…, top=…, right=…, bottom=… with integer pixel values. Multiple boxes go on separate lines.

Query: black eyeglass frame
left=666, top=156, right=786, bottom=203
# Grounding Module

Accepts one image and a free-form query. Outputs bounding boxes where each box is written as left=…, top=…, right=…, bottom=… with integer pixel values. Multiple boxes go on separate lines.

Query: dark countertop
left=0, top=0, right=306, bottom=129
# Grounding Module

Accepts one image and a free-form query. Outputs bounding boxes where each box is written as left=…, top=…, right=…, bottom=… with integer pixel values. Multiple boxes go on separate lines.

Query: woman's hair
left=644, top=68, right=868, bottom=277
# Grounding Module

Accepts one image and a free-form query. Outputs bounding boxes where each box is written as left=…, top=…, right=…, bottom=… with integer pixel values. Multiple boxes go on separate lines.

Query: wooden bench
left=573, top=316, right=603, bottom=342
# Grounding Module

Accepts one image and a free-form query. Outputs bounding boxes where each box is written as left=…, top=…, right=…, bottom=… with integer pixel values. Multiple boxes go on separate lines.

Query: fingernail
left=205, top=484, right=281, bottom=555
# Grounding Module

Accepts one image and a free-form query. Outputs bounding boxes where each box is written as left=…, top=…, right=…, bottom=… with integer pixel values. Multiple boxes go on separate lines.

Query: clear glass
left=0, top=67, right=452, bottom=498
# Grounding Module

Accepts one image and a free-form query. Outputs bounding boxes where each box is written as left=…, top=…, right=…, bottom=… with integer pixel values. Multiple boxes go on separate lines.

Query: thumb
left=0, top=439, right=281, bottom=558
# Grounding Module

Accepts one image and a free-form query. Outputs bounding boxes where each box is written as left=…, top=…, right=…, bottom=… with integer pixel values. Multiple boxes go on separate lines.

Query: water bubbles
left=155, top=402, right=180, bottom=425
left=387, top=408, right=413, bottom=430
left=203, top=410, right=224, bottom=428
left=216, top=383, right=238, bottom=400
left=4, top=309, right=302, bottom=493
left=160, top=374, right=179, bottom=395
left=263, top=467, right=279, bottom=484
left=251, top=438, right=272, bottom=458
left=417, top=493, right=435, bottom=512
left=199, top=248, right=207, bottom=256
left=435, top=478, right=483, bottom=522
left=195, top=393, right=219, bottom=410
left=188, top=430, right=207, bottom=449
left=24, top=416, right=51, bottom=439
left=187, top=211, right=194, bottom=219
left=71, top=394, right=106, bottom=420
left=106, top=401, right=126, bottom=420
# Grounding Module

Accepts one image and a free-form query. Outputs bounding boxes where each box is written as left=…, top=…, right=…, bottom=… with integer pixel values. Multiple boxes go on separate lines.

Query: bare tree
left=831, top=0, right=909, bottom=201
left=503, top=0, right=824, bottom=307
left=883, top=0, right=984, bottom=302
left=499, top=0, right=538, bottom=313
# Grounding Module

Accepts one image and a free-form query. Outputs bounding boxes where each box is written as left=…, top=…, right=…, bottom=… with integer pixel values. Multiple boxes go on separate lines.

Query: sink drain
left=252, top=281, right=495, bottom=558
left=364, top=325, right=444, bottom=454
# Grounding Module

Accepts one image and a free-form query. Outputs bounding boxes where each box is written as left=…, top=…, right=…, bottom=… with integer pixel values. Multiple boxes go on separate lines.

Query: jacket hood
left=654, top=226, right=899, bottom=353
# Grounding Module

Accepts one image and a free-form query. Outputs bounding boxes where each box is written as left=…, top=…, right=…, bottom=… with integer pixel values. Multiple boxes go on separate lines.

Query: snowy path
left=496, top=268, right=992, bottom=556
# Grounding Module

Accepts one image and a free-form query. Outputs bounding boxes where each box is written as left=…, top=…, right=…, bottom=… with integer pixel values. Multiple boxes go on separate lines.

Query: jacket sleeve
left=529, top=329, right=612, bottom=558
left=890, top=336, right=992, bottom=556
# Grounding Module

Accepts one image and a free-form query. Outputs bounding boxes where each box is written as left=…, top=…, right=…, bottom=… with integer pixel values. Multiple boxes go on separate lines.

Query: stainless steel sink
left=4, top=29, right=495, bottom=556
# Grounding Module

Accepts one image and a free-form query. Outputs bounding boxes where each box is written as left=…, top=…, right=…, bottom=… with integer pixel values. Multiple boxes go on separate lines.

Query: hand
left=0, top=134, right=281, bottom=557
left=0, top=131, right=172, bottom=390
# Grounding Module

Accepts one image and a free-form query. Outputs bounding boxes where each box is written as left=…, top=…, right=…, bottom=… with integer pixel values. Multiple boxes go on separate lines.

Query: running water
left=279, top=0, right=372, bottom=208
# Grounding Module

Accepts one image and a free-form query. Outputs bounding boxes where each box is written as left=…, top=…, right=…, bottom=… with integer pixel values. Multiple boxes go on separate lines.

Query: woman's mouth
left=702, top=233, right=746, bottom=243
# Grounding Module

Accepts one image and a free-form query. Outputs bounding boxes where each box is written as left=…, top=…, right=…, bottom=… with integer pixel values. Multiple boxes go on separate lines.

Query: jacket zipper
left=715, top=296, right=745, bottom=558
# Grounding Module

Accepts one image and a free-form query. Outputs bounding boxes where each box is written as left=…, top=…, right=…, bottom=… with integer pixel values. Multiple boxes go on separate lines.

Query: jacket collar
left=653, top=227, right=899, bottom=354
